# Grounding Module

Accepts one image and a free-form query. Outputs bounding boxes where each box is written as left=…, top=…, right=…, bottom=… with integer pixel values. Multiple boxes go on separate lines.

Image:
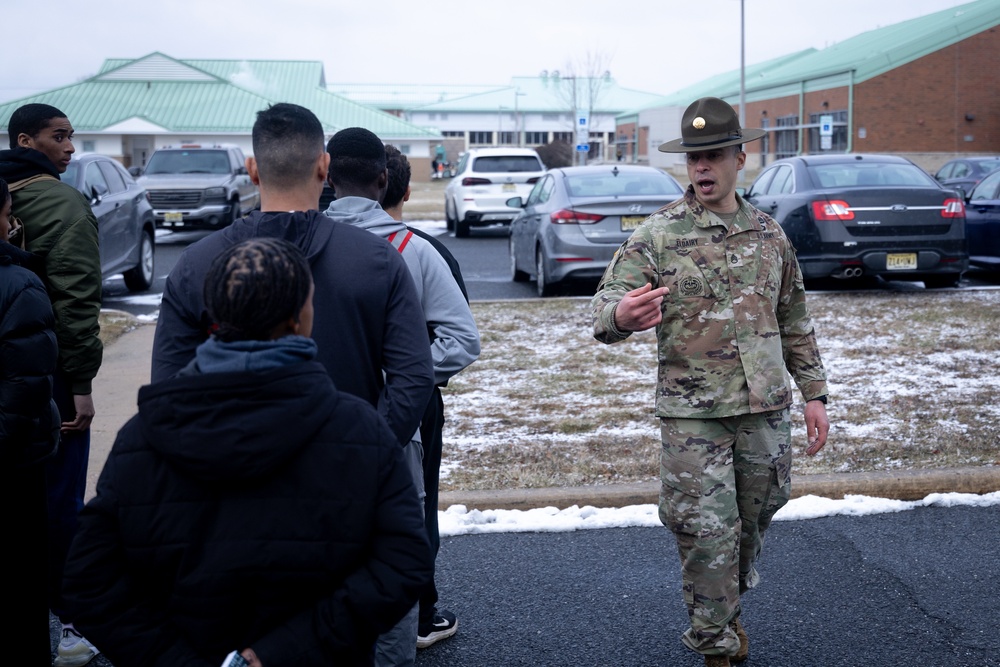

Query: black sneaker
left=417, top=609, right=458, bottom=648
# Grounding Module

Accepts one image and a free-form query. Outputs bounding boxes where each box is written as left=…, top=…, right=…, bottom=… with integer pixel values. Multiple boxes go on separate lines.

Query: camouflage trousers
left=658, top=410, right=792, bottom=656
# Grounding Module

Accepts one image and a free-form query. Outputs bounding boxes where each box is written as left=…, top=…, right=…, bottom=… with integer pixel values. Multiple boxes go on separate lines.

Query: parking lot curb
left=438, top=466, right=1000, bottom=512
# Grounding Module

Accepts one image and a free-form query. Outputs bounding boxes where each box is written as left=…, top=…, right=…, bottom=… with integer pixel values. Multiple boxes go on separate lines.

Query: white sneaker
left=53, top=626, right=99, bottom=667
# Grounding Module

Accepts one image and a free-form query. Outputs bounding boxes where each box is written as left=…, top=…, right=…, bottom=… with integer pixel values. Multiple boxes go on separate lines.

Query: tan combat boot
left=730, top=618, right=749, bottom=662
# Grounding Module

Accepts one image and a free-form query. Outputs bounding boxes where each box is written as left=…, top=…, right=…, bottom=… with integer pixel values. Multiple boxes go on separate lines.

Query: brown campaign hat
left=658, top=97, right=766, bottom=153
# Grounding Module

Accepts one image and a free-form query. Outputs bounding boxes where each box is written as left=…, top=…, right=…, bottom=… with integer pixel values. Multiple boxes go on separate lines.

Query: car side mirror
left=507, top=196, right=524, bottom=208
left=128, top=166, right=143, bottom=177
left=237, top=166, right=248, bottom=175
left=90, top=182, right=110, bottom=205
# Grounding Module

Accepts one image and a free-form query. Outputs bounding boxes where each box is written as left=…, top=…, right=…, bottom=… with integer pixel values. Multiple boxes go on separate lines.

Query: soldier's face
left=18, top=117, right=76, bottom=173
left=686, top=146, right=745, bottom=214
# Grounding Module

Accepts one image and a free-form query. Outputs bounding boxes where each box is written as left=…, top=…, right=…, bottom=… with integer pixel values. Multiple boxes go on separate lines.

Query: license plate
left=621, top=215, right=646, bottom=231
left=886, top=253, right=917, bottom=270
left=164, top=211, right=183, bottom=223
left=502, top=183, right=516, bottom=193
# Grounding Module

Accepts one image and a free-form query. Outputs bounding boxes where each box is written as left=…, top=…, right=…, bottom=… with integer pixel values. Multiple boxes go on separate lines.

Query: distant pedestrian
left=62, top=237, right=432, bottom=667
left=592, top=97, right=830, bottom=667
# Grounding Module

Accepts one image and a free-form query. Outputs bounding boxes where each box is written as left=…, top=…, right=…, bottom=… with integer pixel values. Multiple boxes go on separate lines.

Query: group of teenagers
left=2, top=95, right=830, bottom=667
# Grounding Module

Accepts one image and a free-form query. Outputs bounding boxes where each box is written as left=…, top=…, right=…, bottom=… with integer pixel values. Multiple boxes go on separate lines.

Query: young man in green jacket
left=0, top=103, right=103, bottom=667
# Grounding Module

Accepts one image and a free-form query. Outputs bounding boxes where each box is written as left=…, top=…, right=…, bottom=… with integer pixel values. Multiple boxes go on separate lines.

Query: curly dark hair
left=203, top=238, right=312, bottom=342
left=382, top=144, right=411, bottom=210
left=325, top=127, right=387, bottom=189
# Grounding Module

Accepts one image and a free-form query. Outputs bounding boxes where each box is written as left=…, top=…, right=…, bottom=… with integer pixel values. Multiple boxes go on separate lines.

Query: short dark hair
left=382, top=144, right=411, bottom=210
left=204, top=238, right=312, bottom=342
left=0, top=177, right=9, bottom=205
left=252, top=103, right=325, bottom=189
left=326, top=127, right=386, bottom=189
left=8, top=103, right=67, bottom=149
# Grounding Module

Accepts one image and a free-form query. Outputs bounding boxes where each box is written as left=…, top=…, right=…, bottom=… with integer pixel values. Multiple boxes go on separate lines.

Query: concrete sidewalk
left=89, top=315, right=1000, bottom=507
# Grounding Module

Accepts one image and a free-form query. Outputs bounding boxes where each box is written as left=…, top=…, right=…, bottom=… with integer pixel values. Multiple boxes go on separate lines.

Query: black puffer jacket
left=0, top=242, right=59, bottom=466
left=62, top=361, right=432, bottom=667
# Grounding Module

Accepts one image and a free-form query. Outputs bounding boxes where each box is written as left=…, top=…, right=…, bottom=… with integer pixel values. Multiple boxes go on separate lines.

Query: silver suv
left=444, top=147, right=546, bottom=237
left=136, top=145, right=259, bottom=230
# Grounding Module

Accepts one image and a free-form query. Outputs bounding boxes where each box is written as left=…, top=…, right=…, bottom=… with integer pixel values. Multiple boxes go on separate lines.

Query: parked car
left=60, top=153, right=156, bottom=292
left=963, top=167, right=1000, bottom=270
left=508, top=164, right=685, bottom=296
left=444, top=147, right=546, bottom=238
left=134, top=145, right=259, bottom=230
left=743, top=154, right=968, bottom=288
left=933, top=156, right=1000, bottom=198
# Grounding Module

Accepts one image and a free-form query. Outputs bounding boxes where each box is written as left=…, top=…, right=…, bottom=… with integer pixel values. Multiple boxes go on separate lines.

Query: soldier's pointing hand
left=614, top=283, right=670, bottom=333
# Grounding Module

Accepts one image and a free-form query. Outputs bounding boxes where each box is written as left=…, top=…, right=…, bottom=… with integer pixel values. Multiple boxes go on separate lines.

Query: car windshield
left=565, top=171, right=683, bottom=198
left=472, top=156, right=543, bottom=173
left=144, top=150, right=231, bottom=175
left=807, top=162, right=939, bottom=188
left=974, top=158, right=1000, bottom=173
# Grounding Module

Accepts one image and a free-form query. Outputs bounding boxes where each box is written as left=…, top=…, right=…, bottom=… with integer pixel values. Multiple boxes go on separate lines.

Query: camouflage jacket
left=592, top=187, right=828, bottom=419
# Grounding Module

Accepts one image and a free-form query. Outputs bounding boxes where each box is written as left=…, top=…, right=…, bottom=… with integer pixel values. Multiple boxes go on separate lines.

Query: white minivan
left=444, top=147, right=546, bottom=237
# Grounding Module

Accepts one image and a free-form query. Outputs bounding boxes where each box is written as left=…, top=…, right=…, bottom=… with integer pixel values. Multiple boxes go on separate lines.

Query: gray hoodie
left=323, top=197, right=480, bottom=392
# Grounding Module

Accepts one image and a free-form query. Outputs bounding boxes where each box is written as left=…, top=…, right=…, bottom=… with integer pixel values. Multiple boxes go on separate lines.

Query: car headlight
left=204, top=187, right=226, bottom=199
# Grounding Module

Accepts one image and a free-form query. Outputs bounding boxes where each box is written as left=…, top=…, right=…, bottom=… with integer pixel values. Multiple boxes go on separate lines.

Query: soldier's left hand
left=804, top=400, right=829, bottom=455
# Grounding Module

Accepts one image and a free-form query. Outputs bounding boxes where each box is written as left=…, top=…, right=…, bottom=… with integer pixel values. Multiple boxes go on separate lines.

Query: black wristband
left=811, top=395, right=828, bottom=405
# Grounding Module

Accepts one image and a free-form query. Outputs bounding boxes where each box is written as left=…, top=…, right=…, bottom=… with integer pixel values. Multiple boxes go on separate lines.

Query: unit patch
left=679, top=276, right=704, bottom=296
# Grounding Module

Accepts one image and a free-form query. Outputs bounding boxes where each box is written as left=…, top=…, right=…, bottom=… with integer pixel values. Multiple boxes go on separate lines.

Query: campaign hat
left=658, top=97, right=766, bottom=153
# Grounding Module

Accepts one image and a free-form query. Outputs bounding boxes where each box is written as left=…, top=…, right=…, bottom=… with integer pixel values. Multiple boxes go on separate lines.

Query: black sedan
left=934, top=156, right=1000, bottom=198
left=62, top=153, right=156, bottom=292
left=744, top=154, right=968, bottom=288
left=508, top=165, right=684, bottom=296
left=964, top=167, right=1000, bottom=270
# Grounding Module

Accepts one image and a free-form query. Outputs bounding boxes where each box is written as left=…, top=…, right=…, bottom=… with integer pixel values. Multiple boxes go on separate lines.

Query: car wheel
left=510, top=237, right=529, bottom=282
left=535, top=246, right=556, bottom=297
left=923, top=274, right=961, bottom=289
left=445, top=199, right=455, bottom=231
left=123, top=228, right=155, bottom=293
left=455, top=217, right=470, bottom=238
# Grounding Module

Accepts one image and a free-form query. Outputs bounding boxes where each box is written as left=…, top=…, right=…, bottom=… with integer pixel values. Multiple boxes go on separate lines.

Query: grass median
left=439, top=289, right=1000, bottom=491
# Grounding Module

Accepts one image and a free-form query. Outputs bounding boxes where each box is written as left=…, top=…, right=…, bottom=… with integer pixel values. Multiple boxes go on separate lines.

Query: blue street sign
left=576, top=144, right=590, bottom=152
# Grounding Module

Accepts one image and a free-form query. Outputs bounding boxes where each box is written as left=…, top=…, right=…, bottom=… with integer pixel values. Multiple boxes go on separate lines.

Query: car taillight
left=461, top=177, right=491, bottom=186
left=811, top=199, right=854, bottom=221
left=941, top=198, right=965, bottom=218
left=550, top=209, right=604, bottom=225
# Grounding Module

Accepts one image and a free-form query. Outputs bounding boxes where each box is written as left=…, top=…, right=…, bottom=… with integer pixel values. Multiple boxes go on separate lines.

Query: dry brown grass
left=440, top=290, right=1000, bottom=491
left=98, top=310, right=139, bottom=347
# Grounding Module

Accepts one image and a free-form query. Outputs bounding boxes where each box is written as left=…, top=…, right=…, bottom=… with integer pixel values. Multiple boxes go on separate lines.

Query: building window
left=399, top=145, right=411, bottom=155
left=552, top=132, right=572, bottom=143
left=82, top=140, right=96, bottom=153
left=499, top=131, right=517, bottom=145
left=807, top=110, right=848, bottom=153
left=441, top=131, right=464, bottom=138
left=469, top=131, right=493, bottom=145
left=775, top=115, right=799, bottom=160
left=439, top=113, right=448, bottom=121
left=428, top=113, right=437, bottom=121
left=524, top=131, right=547, bottom=145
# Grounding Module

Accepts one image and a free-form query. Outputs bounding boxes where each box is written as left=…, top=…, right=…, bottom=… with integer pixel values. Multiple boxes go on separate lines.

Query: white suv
left=444, top=147, right=546, bottom=237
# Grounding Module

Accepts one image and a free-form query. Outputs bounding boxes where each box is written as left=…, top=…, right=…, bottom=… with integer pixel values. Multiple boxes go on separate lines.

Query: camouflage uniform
left=592, top=187, right=828, bottom=656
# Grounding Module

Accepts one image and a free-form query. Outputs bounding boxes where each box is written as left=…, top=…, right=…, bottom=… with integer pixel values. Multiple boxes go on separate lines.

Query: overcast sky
left=2, top=0, right=973, bottom=103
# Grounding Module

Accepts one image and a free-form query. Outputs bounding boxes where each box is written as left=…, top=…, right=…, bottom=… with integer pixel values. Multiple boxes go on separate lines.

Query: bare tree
left=544, top=50, right=614, bottom=165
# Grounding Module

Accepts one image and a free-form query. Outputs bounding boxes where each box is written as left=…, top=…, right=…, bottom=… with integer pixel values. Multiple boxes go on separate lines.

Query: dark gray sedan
left=62, top=153, right=156, bottom=292
left=964, top=167, right=1000, bottom=270
left=744, top=154, right=968, bottom=288
left=508, top=165, right=684, bottom=296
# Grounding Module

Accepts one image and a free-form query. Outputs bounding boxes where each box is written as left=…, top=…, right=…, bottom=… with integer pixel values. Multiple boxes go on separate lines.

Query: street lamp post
left=514, top=90, right=526, bottom=147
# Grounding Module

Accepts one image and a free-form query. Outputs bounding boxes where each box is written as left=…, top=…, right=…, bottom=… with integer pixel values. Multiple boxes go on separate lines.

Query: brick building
left=620, top=0, right=999, bottom=177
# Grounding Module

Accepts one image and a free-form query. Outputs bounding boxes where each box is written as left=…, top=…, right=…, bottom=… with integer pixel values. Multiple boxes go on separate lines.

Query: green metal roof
left=396, top=74, right=662, bottom=114
left=0, top=52, right=438, bottom=139
left=328, top=83, right=505, bottom=108
left=622, top=0, right=999, bottom=116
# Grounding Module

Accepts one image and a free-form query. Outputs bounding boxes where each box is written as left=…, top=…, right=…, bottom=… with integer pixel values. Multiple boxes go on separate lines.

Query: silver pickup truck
left=135, top=145, right=259, bottom=229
